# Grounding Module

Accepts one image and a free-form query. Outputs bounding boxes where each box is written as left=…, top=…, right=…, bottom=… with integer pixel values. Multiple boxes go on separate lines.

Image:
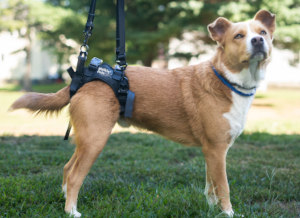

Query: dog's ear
left=254, top=10, right=276, bottom=35
left=208, top=17, right=232, bottom=44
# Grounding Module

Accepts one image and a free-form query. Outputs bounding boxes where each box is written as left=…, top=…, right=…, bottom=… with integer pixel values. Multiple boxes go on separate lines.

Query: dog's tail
left=9, top=86, right=70, bottom=114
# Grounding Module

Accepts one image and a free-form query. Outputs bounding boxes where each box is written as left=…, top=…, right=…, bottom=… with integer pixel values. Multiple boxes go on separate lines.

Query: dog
left=10, top=10, right=275, bottom=217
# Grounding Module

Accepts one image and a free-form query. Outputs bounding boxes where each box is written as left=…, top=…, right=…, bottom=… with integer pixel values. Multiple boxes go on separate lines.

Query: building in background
left=0, top=31, right=59, bottom=85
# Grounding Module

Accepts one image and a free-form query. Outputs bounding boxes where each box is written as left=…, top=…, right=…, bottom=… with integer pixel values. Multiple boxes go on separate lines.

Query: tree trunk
left=143, top=51, right=155, bottom=67
left=23, top=28, right=32, bottom=91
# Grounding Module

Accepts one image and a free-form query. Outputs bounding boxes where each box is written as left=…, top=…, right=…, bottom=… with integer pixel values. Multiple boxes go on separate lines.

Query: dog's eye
left=260, top=30, right=267, bottom=35
left=234, top=34, right=244, bottom=39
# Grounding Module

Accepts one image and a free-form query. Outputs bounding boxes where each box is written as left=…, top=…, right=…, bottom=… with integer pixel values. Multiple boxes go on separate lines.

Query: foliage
left=42, top=0, right=203, bottom=66
left=1, top=0, right=299, bottom=70
left=0, top=0, right=27, bottom=31
left=41, top=0, right=300, bottom=66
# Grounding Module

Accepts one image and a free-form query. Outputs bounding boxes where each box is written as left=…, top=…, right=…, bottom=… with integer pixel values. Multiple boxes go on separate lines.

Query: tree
left=2, top=0, right=299, bottom=77
left=0, top=0, right=81, bottom=90
left=43, top=0, right=300, bottom=66
left=43, top=0, right=203, bottom=66
left=1, top=0, right=33, bottom=91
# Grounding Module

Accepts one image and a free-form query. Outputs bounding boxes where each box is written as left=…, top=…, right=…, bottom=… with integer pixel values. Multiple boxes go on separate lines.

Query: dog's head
left=208, top=10, right=275, bottom=74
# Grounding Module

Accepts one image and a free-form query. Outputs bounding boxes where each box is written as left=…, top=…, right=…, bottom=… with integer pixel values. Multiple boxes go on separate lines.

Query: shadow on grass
left=0, top=83, right=67, bottom=93
left=0, top=132, right=299, bottom=217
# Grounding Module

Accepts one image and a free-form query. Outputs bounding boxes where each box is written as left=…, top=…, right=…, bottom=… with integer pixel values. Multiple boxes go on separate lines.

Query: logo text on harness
left=97, top=67, right=113, bottom=77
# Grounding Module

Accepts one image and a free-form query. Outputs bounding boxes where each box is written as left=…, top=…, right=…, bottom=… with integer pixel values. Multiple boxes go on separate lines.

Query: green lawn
left=0, top=83, right=67, bottom=93
left=0, top=86, right=299, bottom=217
left=0, top=133, right=299, bottom=217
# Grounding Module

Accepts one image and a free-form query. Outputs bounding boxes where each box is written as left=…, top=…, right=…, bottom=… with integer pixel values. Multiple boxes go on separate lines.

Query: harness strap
left=83, top=0, right=97, bottom=47
left=64, top=121, right=72, bottom=140
left=116, top=0, right=127, bottom=67
left=69, top=52, right=87, bottom=98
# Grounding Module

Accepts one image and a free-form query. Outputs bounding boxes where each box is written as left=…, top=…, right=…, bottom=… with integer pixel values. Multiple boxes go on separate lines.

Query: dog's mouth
left=251, top=50, right=267, bottom=61
left=242, top=50, right=267, bottom=64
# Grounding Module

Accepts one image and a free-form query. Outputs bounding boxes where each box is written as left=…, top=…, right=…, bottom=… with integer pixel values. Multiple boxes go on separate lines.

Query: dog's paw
left=204, top=185, right=219, bottom=207
left=62, top=184, right=67, bottom=199
left=205, top=193, right=219, bottom=207
left=69, top=206, right=81, bottom=218
left=223, top=209, right=234, bottom=217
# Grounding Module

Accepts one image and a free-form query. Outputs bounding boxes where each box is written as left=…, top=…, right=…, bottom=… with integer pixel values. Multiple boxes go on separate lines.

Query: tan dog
left=10, top=10, right=275, bottom=217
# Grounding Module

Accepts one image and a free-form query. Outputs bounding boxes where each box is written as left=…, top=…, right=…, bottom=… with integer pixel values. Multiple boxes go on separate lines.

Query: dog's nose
left=251, top=36, right=264, bottom=47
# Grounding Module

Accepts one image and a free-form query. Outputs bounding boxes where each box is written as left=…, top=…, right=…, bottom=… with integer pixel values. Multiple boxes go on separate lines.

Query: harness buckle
left=112, top=66, right=124, bottom=81
left=89, top=57, right=103, bottom=71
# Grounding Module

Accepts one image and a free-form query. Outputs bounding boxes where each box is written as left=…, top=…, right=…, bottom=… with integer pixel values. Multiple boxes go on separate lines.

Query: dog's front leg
left=62, top=152, right=77, bottom=198
left=202, top=145, right=233, bottom=217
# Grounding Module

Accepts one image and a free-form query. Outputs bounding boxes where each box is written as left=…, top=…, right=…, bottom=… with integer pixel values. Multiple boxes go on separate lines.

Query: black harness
left=64, top=0, right=135, bottom=140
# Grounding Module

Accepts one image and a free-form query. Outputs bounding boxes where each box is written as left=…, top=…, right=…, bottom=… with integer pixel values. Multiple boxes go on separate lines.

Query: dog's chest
left=223, top=92, right=254, bottom=146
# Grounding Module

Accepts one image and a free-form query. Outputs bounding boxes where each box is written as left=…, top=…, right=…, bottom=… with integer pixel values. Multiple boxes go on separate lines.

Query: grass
left=0, top=83, right=67, bottom=93
left=0, top=133, right=299, bottom=217
left=0, top=86, right=299, bottom=217
left=245, top=88, right=300, bottom=134
left=0, top=84, right=70, bottom=136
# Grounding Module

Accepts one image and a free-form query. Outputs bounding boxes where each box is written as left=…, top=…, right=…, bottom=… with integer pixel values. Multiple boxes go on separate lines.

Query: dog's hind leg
left=64, top=83, right=120, bottom=217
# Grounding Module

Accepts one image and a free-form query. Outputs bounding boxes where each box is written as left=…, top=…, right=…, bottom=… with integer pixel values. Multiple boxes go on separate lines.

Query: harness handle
left=116, top=0, right=127, bottom=68
left=82, top=0, right=97, bottom=49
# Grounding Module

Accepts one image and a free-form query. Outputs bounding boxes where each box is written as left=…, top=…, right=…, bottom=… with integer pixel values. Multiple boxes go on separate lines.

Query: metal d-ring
left=80, top=45, right=89, bottom=53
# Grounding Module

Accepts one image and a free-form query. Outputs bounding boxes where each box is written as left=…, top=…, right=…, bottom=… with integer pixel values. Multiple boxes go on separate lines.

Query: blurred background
left=0, top=0, right=299, bottom=135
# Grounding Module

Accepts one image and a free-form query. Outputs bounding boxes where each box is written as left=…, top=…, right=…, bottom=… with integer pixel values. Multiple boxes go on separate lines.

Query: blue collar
left=212, top=66, right=256, bottom=97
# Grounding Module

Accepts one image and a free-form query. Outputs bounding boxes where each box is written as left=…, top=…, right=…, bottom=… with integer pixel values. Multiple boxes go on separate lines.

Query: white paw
left=69, top=206, right=81, bottom=217
left=223, top=209, right=234, bottom=217
left=204, top=184, right=218, bottom=207
left=62, top=184, right=67, bottom=199
left=205, top=193, right=219, bottom=207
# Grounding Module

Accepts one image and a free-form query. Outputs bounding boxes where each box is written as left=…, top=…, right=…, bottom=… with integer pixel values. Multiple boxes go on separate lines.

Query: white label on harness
left=97, top=67, right=113, bottom=77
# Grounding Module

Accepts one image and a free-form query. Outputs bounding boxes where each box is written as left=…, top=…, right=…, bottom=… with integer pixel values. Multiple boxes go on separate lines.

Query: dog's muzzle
left=250, top=36, right=267, bottom=60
